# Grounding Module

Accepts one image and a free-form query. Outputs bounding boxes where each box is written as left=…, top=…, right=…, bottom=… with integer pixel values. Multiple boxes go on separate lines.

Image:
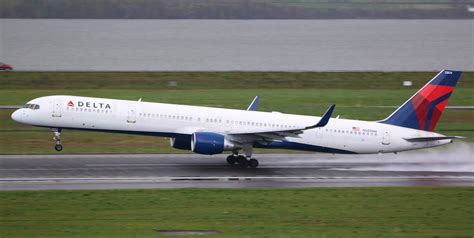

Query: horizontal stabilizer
left=403, top=136, right=465, bottom=142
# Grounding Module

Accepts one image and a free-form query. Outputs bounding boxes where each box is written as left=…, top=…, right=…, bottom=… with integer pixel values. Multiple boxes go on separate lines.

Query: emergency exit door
left=52, top=100, right=61, bottom=117
left=127, top=105, right=136, bottom=123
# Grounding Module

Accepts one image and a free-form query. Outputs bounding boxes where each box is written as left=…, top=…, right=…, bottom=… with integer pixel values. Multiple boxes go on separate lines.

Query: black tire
left=54, top=144, right=63, bottom=151
left=226, top=155, right=236, bottom=165
left=237, top=155, right=248, bottom=168
left=248, top=159, right=259, bottom=168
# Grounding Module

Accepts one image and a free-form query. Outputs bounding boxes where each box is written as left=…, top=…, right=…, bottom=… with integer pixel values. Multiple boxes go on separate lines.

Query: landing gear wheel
left=54, top=144, right=63, bottom=151
left=248, top=159, right=259, bottom=168
left=51, top=128, right=63, bottom=152
left=237, top=155, right=249, bottom=168
left=226, top=155, right=237, bottom=165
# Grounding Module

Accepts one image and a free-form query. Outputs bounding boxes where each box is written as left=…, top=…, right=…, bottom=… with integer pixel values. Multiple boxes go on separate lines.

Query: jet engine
left=191, top=132, right=241, bottom=155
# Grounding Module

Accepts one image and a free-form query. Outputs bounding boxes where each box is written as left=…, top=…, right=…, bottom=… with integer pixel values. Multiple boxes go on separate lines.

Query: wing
left=228, top=104, right=335, bottom=141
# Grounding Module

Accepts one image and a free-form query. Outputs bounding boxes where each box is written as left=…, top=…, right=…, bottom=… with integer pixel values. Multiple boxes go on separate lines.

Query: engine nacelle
left=170, top=137, right=191, bottom=150
left=191, top=132, right=241, bottom=155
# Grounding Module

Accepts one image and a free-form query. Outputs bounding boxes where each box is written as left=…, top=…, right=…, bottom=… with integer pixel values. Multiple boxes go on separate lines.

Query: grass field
left=0, top=187, right=473, bottom=237
left=0, top=71, right=472, bottom=154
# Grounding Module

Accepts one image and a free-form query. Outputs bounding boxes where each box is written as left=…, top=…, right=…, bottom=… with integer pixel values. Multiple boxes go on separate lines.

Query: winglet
left=305, top=104, right=336, bottom=129
left=247, top=96, right=260, bottom=111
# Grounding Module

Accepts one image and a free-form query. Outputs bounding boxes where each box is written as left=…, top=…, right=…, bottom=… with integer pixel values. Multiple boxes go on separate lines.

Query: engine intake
left=191, top=132, right=241, bottom=155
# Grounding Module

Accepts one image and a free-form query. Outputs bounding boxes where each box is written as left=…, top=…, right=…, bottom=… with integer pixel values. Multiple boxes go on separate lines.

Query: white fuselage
left=11, top=95, right=452, bottom=154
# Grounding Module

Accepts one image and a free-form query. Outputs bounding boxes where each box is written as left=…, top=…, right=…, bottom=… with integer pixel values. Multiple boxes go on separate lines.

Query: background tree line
left=0, top=0, right=472, bottom=19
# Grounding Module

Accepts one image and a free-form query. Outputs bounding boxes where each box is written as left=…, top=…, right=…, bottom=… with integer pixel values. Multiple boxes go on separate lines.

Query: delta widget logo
left=67, top=100, right=111, bottom=109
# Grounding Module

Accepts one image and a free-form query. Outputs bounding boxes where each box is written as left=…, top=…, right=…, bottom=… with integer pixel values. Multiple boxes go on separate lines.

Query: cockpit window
left=22, top=104, right=40, bottom=110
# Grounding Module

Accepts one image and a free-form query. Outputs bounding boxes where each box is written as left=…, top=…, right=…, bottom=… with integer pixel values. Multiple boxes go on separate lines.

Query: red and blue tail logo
left=380, top=70, right=462, bottom=131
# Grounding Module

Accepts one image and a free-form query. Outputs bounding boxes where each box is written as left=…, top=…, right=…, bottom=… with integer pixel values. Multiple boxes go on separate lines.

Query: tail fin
left=380, top=70, right=462, bottom=131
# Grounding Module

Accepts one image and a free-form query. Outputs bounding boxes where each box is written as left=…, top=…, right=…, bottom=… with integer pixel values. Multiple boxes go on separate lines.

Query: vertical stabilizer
left=380, top=70, right=462, bottom=131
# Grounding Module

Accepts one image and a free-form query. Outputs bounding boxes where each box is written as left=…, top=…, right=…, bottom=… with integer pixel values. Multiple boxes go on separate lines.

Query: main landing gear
left=226, top=154, right=259, bottom=168
left=51, top=128, right=63, bottom=151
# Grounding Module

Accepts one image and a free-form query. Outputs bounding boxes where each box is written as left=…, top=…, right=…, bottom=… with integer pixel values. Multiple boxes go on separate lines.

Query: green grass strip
left=1, top=187, right=473, bottom=237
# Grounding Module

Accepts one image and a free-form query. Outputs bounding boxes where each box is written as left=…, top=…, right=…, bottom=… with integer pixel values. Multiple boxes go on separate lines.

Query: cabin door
left=52, top=100, right=62, bottom=117
left=127, top=105, right=136, bottom=123
left=382, top=130, right=390, bottom=145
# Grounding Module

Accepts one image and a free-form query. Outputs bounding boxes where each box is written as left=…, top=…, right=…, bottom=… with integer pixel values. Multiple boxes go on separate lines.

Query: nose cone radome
left=11, top=109, right=22, bottom=123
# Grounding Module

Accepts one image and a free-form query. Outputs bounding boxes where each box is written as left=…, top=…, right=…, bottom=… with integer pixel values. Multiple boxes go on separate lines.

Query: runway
left=1, top=147, right=473, bottom=190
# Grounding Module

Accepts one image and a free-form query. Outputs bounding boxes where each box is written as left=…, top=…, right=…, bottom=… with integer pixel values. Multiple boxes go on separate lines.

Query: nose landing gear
left=51, top=128, right=63, bottom=151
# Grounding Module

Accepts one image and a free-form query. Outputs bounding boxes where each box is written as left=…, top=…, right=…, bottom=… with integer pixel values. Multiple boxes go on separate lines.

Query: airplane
left=11, top=70, right=463, bottom=168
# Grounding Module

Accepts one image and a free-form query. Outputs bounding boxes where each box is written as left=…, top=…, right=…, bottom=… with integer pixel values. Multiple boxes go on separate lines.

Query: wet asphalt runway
left=1, top=150, right=472, bottom=190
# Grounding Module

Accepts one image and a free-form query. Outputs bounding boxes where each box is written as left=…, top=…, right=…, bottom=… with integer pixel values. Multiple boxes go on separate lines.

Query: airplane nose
left=11, top=109, right=22, bottom=123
